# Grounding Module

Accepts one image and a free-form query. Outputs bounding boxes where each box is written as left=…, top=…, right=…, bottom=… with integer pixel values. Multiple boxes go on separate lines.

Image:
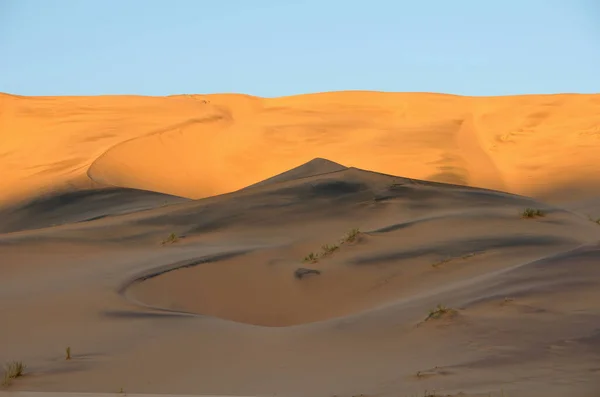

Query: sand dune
left=124, top=166, right=594, bottom=327
left=2, top=91, right=600, bottom=397
left=2, top=91, right=600, bottom=208
left=2, top=157, right=600, bottom=396
left=0, top=187, right=188, bottom=234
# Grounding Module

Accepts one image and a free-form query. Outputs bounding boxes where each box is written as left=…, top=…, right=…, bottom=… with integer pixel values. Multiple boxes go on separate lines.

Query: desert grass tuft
left=2, top=361, right=26, bottom=387
left=521, top=208, right=544, bottom=218
left=301, top=228, right=361, bottom=264
left=161, top=232, right=179, bottom=245
left=426, top=304, right=452, bottom=321
left=343, top=228, right=361, bottom=243
left=303, top=252, right=319, bottom=263
left=321, top=244, right=339, bottom=255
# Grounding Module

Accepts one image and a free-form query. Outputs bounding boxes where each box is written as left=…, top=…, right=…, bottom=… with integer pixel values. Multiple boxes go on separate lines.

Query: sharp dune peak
left=241, top=157, right=348, bottom=189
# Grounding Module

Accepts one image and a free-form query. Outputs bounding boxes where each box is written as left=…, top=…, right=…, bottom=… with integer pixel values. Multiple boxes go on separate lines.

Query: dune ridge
left=3, top=91, right=600, bottom=396
left=2, top=159, right=600, bottom=396
left=1, top=155, right=600, bottom=396
left=2, top=91, right=600, bottom=208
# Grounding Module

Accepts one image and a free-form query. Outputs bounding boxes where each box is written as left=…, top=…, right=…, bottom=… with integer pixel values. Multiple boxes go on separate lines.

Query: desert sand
left=1, top=91, right=600, bottom=397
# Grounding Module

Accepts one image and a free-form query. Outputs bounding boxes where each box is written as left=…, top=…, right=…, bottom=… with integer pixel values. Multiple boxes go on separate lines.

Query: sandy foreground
left=1, top=91, right=600, bottom=397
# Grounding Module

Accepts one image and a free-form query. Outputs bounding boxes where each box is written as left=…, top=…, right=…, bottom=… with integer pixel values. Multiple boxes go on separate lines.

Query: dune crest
left=242, top=157, right=347, bottom=189
left=2, top=91, right=600, bottom=207
left=123, top=165, right=591, bottom=327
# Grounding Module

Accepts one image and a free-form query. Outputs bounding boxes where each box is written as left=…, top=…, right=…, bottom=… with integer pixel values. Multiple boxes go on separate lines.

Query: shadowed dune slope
left=241, top=157, right=347, bottom=188
left=1, top=160, right=600, bottom=396
left=0, top=187, right=189, bottom=234
left=2, top=91, right=600, bottom=208
left=109, top=164, right=599, bottom=327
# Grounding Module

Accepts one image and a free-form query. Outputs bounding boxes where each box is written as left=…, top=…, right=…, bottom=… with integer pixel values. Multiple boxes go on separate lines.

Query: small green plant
left=343, top=228, right=361, bottom=243
left=301, top=228, right=361, bottom=265
left=303, top=252, right=319, bottom=263
left=321, top=244, right=339, bottom=255
left=65, top=347, right=71, bottom=360
left=521, top=208, right=544, bottom=218
left=2, top=361, right=26, bottom=387
left=426, top=304, right=451, bottom=321
left=161, top=232, right=179, bottom=245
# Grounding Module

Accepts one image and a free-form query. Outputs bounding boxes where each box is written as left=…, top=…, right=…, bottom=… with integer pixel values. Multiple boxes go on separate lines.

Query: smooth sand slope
left=1, top=158, right=600, bottom=397
left=2, top=91, right=600, bottom=209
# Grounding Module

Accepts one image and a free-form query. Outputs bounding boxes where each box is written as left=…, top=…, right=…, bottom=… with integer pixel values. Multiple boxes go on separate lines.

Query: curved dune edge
left=3, top=153, right=600, bottom=395
left=122, top=232, right=585, bottom=327
left=2, top=91, right=600, bottom=207
left=117, top=164, right=599, bottom=327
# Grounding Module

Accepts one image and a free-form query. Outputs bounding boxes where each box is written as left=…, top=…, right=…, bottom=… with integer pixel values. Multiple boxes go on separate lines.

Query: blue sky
left=1, top=0, right=599, bottom=97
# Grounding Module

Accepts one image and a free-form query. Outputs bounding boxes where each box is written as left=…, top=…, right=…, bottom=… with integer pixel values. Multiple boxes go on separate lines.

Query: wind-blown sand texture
left=1, top=91, right=600, bottom=397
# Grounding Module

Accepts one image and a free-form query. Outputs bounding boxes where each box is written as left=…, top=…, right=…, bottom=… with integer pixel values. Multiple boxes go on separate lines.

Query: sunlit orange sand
left=2, top=91, right=600, bottom=207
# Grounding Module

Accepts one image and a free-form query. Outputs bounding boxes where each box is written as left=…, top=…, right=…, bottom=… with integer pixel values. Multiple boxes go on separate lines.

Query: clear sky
left=1, top=0, right=599, bottom=97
